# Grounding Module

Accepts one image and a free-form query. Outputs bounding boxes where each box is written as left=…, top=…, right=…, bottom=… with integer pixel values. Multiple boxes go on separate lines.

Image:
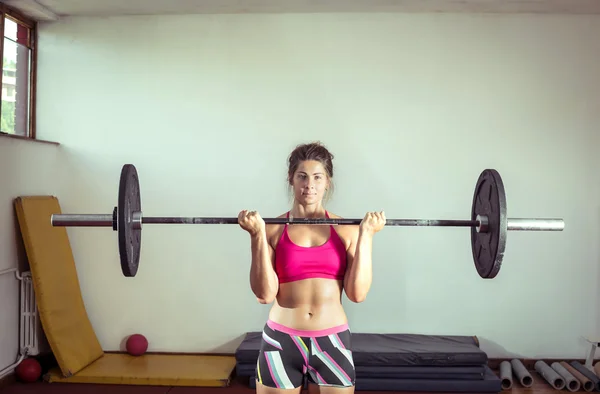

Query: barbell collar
left=132, top=211, right=143, bottom=230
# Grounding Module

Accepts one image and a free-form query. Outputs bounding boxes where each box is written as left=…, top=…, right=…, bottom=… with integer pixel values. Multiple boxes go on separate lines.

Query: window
left=0, top=5, right=36, bottom=139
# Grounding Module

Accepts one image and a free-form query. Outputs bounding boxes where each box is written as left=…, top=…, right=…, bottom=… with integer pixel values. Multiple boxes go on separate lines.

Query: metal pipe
left=0, top=267, right=17, bottom=276
left=0, top=267, right=23, bottom=280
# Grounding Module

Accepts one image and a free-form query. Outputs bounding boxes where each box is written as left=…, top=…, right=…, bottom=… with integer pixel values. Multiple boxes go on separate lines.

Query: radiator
left=0, top=268, right=45, bottom=378
left=19, top=271, right=42, bottom=356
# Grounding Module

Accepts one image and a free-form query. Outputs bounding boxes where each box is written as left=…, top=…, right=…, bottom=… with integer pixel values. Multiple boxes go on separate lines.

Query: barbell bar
left=51, top=215, right=563, bottom=230
left=50, top=164, right=564, bottom=279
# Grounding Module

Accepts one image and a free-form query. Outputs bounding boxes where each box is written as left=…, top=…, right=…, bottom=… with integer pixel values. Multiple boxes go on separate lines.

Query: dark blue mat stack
left=234, top=332, right=501, bottom=392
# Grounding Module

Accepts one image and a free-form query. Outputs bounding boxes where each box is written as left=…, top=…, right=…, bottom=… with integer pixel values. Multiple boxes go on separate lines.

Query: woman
left=238, top=142, right=386, bottom=394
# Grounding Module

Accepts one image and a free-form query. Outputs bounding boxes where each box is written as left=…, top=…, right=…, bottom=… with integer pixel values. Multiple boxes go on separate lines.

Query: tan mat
left=44, top=353, right=236, bottom=386
left=14, top=196, right=104, bottom=377
left=15, top=196, right=235, bottom=386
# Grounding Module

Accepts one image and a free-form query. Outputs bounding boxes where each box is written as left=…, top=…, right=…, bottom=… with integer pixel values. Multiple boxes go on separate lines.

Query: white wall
left=34, top=12, right=600, bottom=359
left=0, top=136, right=60, bottom=374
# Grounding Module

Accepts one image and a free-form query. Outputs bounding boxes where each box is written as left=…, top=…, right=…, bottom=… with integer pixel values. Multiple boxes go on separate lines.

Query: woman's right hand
left=238, top=210, right=266, bottom=236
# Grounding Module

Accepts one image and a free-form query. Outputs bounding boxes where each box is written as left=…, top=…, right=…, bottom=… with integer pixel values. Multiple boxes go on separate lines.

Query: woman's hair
left=287, top=141, right=335, bottom=202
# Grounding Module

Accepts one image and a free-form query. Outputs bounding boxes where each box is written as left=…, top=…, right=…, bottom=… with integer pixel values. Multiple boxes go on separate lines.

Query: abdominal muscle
left=268, top=278, right=348, bottom=331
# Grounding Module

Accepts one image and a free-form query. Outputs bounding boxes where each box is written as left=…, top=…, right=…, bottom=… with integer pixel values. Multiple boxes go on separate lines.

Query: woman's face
left=290, top=160, right=330, bottom=205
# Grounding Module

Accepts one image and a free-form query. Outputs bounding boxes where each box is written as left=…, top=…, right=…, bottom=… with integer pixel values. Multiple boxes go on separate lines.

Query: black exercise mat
left=247, top=366, right=501, bottom=392
left=236, top=362, right=486, bottom=380
left=235, top=331, right=486, bottom=366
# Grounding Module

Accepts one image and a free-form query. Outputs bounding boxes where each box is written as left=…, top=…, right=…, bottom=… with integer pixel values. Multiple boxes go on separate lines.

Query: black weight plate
left=470, top=169, right=507, bottom=279
left=118, top=164, right=142, bottom=277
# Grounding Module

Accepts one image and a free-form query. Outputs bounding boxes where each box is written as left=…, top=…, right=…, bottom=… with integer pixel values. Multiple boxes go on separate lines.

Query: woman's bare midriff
left=268, top=278, right=348, bottom=331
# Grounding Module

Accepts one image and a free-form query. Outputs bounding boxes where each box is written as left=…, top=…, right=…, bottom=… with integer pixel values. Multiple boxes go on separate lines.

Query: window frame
left=0, top=3, right=38, bottom=141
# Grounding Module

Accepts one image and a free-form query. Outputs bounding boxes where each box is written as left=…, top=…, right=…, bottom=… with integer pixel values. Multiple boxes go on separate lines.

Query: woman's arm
left=249, top=229, right=279, bottom=304
left=343, top=211, right=386, bottom=303
left=343, top=229, right=373, bottom=303
left=239, top=210, right=280, bottom=304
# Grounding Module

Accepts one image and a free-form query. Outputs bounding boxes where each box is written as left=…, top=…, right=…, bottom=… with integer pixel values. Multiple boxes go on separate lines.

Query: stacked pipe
left=497, top=359, right=600, bottom=391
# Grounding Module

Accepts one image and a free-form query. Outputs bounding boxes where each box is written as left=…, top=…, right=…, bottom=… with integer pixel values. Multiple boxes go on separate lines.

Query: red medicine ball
left=16, top=358, right=42, bottom=383
left=126, top=334, right=148, bottom=356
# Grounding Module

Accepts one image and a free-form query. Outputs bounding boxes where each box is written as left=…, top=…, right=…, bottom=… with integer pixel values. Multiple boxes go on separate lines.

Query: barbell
left=50, top=164, right=564, bottom=279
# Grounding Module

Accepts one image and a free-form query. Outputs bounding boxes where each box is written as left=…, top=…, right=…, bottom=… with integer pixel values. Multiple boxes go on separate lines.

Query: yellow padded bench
left=14, top=196, right=236, bottom=387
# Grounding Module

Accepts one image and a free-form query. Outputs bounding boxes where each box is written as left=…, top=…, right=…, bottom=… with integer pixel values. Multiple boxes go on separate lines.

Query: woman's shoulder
left=326, top=211, right=359, bottom=246
left=327, top=211, right=342, bottom=219
left=266, top=211, right=288, bottom=228
left=265, top=211, right=288, bottom=247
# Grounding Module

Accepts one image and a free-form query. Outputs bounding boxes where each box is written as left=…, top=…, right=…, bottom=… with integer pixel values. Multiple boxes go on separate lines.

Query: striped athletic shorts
left=255, top=319, right=355, bottom=389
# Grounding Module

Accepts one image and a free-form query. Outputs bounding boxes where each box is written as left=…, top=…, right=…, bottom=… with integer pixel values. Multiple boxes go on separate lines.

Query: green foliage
left=1, top=58, right=18, bottom=134
left=1, top=100, right=14, bottom=132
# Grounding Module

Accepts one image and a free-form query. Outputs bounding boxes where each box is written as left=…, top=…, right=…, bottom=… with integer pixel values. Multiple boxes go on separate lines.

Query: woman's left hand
left=359, top=211, right=386, bottom=235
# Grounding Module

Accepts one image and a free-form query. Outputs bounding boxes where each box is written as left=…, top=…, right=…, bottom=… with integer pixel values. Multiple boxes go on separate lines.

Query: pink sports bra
left=274, top=211, right=348, bottom=284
